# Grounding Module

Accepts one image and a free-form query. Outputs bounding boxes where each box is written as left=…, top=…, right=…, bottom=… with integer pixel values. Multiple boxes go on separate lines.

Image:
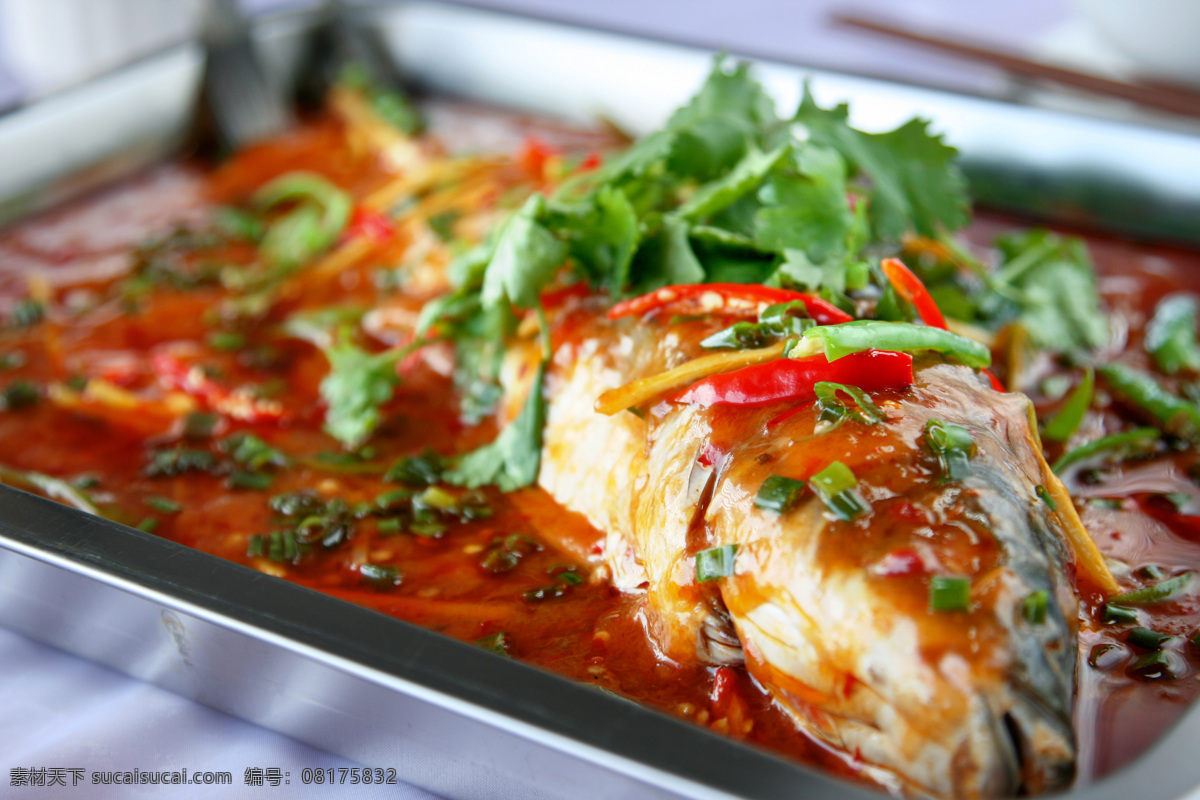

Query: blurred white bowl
left=1071, top=0, right=1200, bottom=87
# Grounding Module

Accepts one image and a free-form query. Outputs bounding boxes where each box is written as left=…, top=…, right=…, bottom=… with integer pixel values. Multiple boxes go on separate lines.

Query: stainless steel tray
left=3, top=4, right=1200, bottom=799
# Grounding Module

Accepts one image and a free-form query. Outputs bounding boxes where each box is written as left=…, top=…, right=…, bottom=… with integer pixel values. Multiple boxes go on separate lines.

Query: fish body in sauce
left=529, top=306, right=1079, bottom=798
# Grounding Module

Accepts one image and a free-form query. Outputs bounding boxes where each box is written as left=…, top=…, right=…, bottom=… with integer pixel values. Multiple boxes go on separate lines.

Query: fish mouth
left=997, top=688, right=1076, bottom=796
left=954, top=688, right=1075, bottom=798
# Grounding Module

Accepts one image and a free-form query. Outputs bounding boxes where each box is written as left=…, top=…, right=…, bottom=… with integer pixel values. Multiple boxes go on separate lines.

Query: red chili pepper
left=880, top=258, right=1006, bottom=391
left=608, top=283, right=853, bottom=326
left=881, top=257, right=946, bottom=330
left=539, top=282, right=592, bottom=310
left=677, top=350, right=913, bottom=408
left=578, top=151, right=603, bottom=172
left=344, top=207, right=393, bottom=244
left=518, top=135, right=560, bottom=179
left=152, top=352, right=285, bottom=423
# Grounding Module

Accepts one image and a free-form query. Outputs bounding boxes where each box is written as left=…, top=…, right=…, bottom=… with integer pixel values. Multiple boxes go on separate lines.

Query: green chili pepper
left=1042, top=368, right=1094, bottom=443
left=798, top=321, right=991, bottom=369
left=1099, top=363, right=1200, bottom=442
left=252, top=172, right=352, bottom=270
left=1051, top=427, right=1160, bottom=474
left=1109, top=571, right=1195, bottom=607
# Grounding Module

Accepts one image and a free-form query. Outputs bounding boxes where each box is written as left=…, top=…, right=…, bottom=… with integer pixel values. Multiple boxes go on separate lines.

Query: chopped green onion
left=246, top=534, right=265, bottom=558
left=553, top=567, right=584, bottom=586
left=474, top=631, right=512, bottom=657
left=1022, top=589, right=1049, bottom=624
left=1103, top=604, right=1138, bottom=624
left=701, top=316, right=813, bottom=350
left=523, top=583, right=568, bottom=602
left=136, top=517, right=160, bottom=533
left=281, top=530, right=298, bottom=560
left=269, top=490, right=326, bottom=517
left=1035, top=485, right=1057, bottom=510
left=221, top=432, right=290, bottom=471
left=924, top=419, right=975, bottom=481
left=695, top=544, right=738, bottom=583
left=360, top=563, right=401, bottom=589
left=228, top=471, right=273, bottom=491
left=182, top=411, right=220, bottom=440
left=799, top=321, right=991, bottom=369
left=409, top=520, right=447, bottom=538
left=10, top=299, right=45, bottom=328
left=929, top=575, right=971, bottom=612
left=385, top=449, right=445, bottom=486
left=377, top=518, right=404, bottom=534
left=810, top=461, right=870, bottom=520
left=1088, top=643, right=1125, bottom=671
left=1109, top=571, right=1195, bottom=607
left=417, top=486, right=458, bottom=511
left=376, top=488, right=412, bottom=510
left=1, top=380, right=39, bottom=410
left=207, top=331, right=246, bottom=351
left=1051, top=427, right=1160, bottom=474
left=1042, top=368, right=1094, bottom=443
left=814, top=382, right=884, bottom=433
left=144, top=495, right=182, bottom=514
left=1126, top=627, right=1171, bottom=650
left=144, top=447, right=218, bottom=477
left=1129, top=650, right=1178, bottom=680
left=1145, top=294, right=1200, bottom=374
left=1099, top=363, right=1200, bottom=442
left=754, top=475, right=806, bottom=513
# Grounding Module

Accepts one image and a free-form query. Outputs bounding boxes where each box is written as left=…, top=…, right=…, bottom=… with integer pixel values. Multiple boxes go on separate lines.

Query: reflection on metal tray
left=3, top=3, right=1200, bottom=799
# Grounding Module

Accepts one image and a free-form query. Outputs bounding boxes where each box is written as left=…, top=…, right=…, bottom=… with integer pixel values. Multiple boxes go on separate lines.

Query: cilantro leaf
left=667, top=57, right=779, bottom=141
left=754, top=145, right=853, bottom=262
left=794, top=86, right=969, bottom=240
left=629, top=214, right=705, bottom=293
left=445, top=362, right=546, bottom=491
left=481, top=195, right=567, bottom=310
left=678, top=144, right=789, bottom=222
left=555, top=185, right=640, bottom=294
left=319, top=338, right=403, bottom=447
left=993, top=230, right=1108, bottom=351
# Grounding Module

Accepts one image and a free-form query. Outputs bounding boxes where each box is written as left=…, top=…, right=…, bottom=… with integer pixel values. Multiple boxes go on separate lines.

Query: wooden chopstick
left=832, top=11, right=1200, bottom=120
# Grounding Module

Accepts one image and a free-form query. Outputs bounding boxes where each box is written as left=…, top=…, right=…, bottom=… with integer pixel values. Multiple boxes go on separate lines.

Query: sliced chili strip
left=344, top=206, right=394, bottom=244
left=608, top=283, right=853, bottom=326
left=677, top=350, right=913, bottom=408
left=881, top=258, right=947, bottom=330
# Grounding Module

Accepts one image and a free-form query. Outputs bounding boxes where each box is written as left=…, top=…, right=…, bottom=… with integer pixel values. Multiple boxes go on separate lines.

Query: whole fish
left=528, top=302, right=1093, bottom=798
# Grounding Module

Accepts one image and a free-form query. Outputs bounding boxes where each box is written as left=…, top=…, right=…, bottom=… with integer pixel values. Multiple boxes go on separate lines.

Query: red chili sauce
left=0, top=113, right=1198, bottom=790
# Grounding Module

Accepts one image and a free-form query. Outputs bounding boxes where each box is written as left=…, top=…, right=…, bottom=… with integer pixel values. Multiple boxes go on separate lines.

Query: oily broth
left=1, top=110, right=1200, bottom=787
